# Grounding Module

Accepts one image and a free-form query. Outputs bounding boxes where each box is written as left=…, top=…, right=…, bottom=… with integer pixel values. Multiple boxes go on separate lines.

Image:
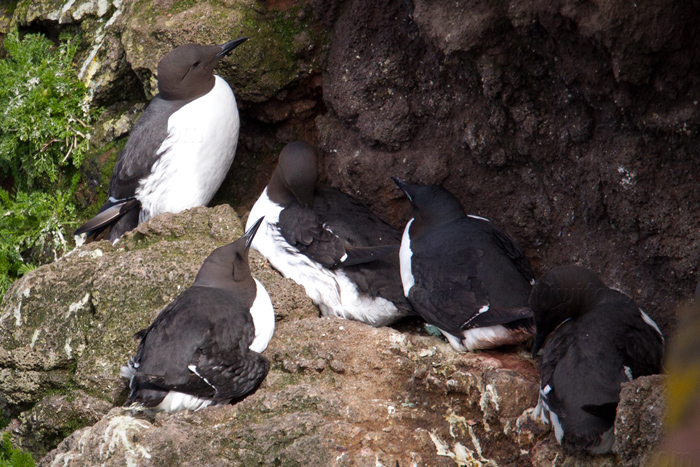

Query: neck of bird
left=267, top=170, right=298, bottom=207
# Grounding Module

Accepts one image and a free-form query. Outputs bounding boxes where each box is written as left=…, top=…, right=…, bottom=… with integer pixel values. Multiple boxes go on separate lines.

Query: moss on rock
left=120, top=0, right=324, bottom=101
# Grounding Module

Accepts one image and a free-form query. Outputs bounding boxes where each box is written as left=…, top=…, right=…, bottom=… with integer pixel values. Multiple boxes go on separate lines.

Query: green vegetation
left=0, top=30, right=100, bottom=298
left=0, top=30, right=96, bottom=188
left=0, top=433, right=34, bottom=467
left=0, top=187, right=78, bottom=295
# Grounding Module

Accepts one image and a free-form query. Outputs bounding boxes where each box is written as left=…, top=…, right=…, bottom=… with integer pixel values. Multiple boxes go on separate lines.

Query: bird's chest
left=138, top=79, right=239, bottom=218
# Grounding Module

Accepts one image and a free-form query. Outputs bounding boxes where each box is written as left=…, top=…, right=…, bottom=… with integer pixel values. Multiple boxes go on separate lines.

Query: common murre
left=393, top=179, right=535, bottom=351
left=246, top=141, right=412, bottom=327
left=530, top=265, right=664, bottom=453
left=76, top=37, right=247, bottom=242
left=120, top=217, right=274, bottom=413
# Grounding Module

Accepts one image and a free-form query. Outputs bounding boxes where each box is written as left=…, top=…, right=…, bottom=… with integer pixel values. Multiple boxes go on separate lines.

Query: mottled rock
left=40, top=315, right=543, bottom=466
left=2, top=391, right=112, bottom=460
left=0, top=205, right=313, bottom=458
left=614, top=375, right=666, bottom=466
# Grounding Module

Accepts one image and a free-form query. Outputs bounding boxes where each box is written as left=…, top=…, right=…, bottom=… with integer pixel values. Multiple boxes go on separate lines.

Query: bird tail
left=74, top=197, right=140, bottom=240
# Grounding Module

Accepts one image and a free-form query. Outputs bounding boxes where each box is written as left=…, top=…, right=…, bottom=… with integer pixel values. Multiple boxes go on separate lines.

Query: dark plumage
left=393, top=179, right=534, bottom=352
left=247, top=141, right=412, bottom=326
left=121, top=217, right=275, bottom=413
left=530, top=265, right=664, bottom=453
left=75, top=38, right=247, bottom=242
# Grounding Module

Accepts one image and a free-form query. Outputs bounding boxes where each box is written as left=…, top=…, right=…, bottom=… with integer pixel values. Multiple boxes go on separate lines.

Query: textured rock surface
left=0, top=205, right=315, bottom=458
left=1, top=0, right=687, bottom=463
left=39, top=318, right=544, bottom=466
left=7, top=0, right=698, bottom=335
left=614, top=375, right=666, bottom=467
left=0, top=206, right=668, bottom=465
left=310, top=0, right=700, bottom=339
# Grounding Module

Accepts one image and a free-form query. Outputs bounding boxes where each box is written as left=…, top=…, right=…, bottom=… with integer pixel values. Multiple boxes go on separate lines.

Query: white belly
left=137, top=76, right=239, bottom=220
left=399, top=218, right=415, bottom=296
left=247, top=189, right=401, bottom=327
left=249, top=279, right=275, bottom=353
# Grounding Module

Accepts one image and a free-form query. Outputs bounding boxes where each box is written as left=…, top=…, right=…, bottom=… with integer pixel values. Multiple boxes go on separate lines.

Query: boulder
left=0, top=205, right=314, bottom=459
left=614, top=375, right=666, bottom=466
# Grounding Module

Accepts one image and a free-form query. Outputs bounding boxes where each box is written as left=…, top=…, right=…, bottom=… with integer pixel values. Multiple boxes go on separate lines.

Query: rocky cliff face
left=1, top=0, right=689, bottom=464
left=5, top=0, right=696, bottom=334
left=0, top=207, right=665, bottom=466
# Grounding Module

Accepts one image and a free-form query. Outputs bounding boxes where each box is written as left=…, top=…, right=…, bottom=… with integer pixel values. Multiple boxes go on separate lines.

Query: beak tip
left=244, top=216, right=264, bottom=249
left=391, top=177, right=406, bottom=190
left=218, top=37, right=248, bottom=58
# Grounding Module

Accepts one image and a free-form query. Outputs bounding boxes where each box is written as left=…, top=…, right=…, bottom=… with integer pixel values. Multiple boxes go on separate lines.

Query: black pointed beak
left=391, top=177, right=413, bottom=202
left=244, top=216, right=264, bottom=250
left=531, top=332, right=546, bottom=358
left=216, top=37, right=248, bottom=59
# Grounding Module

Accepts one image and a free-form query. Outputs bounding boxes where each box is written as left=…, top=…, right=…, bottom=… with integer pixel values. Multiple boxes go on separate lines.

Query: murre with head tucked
left=530, top=265, right=664, bottom=454
left=246, top=141, right=412, bottom=327
left=392, top=179, right=535, bottom=351
left=120, top=217, right=274, bottom=413
left=75, top=37, right=247, bottom=242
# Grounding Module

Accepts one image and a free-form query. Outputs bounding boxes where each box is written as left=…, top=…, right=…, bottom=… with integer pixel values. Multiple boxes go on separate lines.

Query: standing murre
left=246, top=141, right=412, bottom=327
left=530, top=265, right=664, bottom=454
left=75, top=37, right=247, bottom=242
left=120, top=217, right=274, bottom=413
left=392, top=179, right=535, bottom=351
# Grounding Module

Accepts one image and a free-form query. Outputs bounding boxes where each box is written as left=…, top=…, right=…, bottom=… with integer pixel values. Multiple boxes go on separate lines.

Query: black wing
left=278, top=200, right=397, bottom=269
left=313, top=187, right=411, bottom=313
left=126, top=286, right=266, bottom=405
left=621, top=308, right=664, bottom=378
left=540, top=315, right=630, bottom=450
left=108, top=96, right=188, bottom=199
left=407, top=242, right=490, bottom=335
left=476, top=219, right=535, bottom=284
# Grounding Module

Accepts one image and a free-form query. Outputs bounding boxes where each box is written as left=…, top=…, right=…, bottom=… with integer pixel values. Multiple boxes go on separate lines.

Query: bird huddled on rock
left=120, top=217, right=274, bottom=413
left=530, top=265, right=664, bottom=454
left=392, top=179, right=535, bottom=352
left=75, top=37, right=247, bottom=242
left=246, top=141, right=412, bottom=327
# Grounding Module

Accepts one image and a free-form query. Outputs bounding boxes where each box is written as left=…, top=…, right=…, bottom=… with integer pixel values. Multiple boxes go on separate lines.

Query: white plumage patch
left=467, top=214, right=490, bottom=222
left=399, top=218, right=415, bottom=296
left=639, top=308, right=664, bottom=339
left=121, top=361, right=213, bottom=414
left=623, top=365, right=634, bottom=381
left=153, top=391, right=212, bottom=413
left=533, top=388, right=565, bottom=444
left=247, top=189, right=404, bottom=327
left=137, top=76, right=239, bottom=221
left=442, top=325, right=523, bottom=352
left=249, top=279, right=275, bottom=353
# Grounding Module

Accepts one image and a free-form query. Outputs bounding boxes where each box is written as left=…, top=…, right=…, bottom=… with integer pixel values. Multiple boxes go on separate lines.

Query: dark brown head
left=156, top=37, right=247, bottom=101
left=529, top=265, right=608, bottom=357
left=391, top=178, right=466, bottom=238
left=194, top=216, right=263, bottom=289
left=267, top=141, right=319, bottom=208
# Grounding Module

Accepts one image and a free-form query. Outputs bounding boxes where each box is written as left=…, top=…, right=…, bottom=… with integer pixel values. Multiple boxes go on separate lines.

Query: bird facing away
left=246, top=141, right=412, bottom=327
left=120, top=217, right=275, bottom=413
left=75, top=37, right=247, bottom=242
left=530, top=265, right=664, bottom=454
left=392, top=179, right=535, bottom=351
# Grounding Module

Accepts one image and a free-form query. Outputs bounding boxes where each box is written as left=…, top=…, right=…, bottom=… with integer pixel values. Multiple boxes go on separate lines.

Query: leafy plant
left=0, top=433, right=34, bottom=467
left=0, top=186, right=79, bottom=296
left=0, top=30, right=97, bottom=189
left=0, top=30, right=101, bottom=298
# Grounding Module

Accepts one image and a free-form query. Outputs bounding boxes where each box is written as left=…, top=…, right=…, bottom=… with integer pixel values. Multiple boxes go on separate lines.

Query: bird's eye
left=192, top=61, right=200, bottom=67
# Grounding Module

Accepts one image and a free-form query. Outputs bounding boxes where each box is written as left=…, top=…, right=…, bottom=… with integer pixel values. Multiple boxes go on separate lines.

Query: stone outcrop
left=0, top=206, right=315, bottom=459
left=2, top=0, right=687, bottom=463
left=0, top=207, right=667, bottom=465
